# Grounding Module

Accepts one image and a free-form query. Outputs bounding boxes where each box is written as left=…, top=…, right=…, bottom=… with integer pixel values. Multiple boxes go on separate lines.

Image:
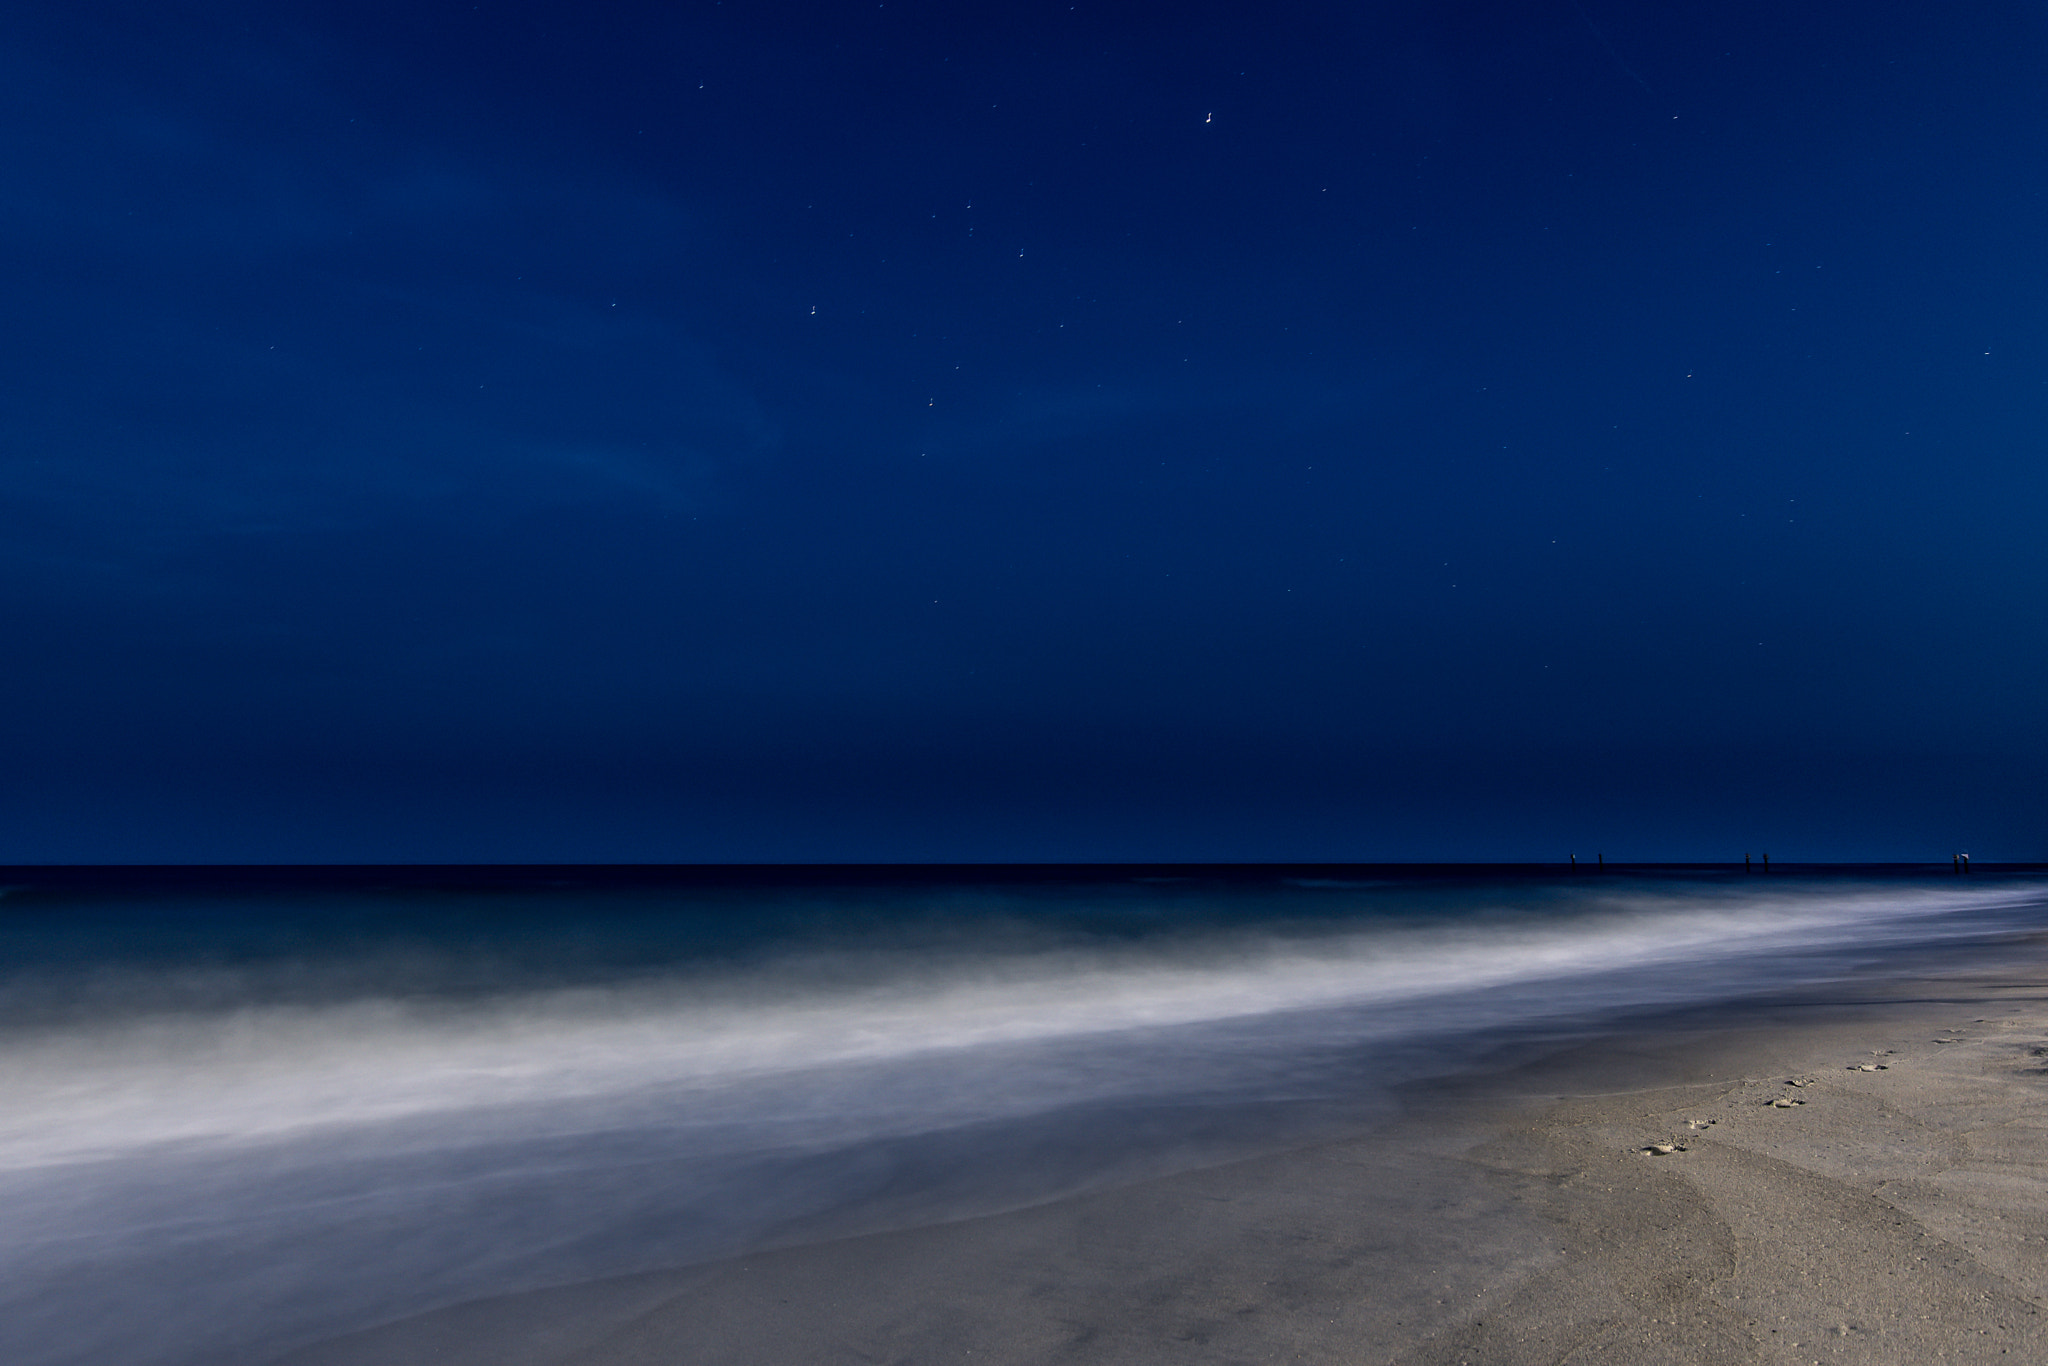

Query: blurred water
left=1, top=868, right=2041, bottom=1365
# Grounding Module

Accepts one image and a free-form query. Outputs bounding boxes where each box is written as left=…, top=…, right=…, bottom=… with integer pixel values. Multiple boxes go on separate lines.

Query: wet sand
left=281, top=962, right=2048, bottom=1366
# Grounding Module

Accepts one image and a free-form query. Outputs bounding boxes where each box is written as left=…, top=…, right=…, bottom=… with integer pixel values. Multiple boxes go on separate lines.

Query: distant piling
left=1762, top=852, right=1770, bottom=873
left=1744, top=852, right=1751, bottom=873
left=1570, top=853, right=1577, bottom=868
left=1954, top=853, right=1961, bottom=874
left=1597, top=853, right=1604, bottom=870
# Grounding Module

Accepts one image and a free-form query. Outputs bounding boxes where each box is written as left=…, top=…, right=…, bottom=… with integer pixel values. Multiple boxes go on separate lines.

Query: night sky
left=5, top=1, right=2043, bottom=862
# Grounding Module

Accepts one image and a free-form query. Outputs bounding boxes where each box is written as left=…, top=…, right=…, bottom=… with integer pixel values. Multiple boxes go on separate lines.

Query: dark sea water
left=2, top=865, right=2043, bottom=1366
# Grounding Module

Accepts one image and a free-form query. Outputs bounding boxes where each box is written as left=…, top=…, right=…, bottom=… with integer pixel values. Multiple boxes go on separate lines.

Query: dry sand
left=282, top=963, right=2048, bottom=1366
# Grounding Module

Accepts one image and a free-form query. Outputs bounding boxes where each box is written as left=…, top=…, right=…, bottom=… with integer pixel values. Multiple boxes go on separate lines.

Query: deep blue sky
left=4, top=1, right=2043, bottom=861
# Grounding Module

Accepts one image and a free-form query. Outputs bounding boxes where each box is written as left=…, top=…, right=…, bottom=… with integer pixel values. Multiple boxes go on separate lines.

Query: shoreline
left=281, top=955, right=2048, bottom=1365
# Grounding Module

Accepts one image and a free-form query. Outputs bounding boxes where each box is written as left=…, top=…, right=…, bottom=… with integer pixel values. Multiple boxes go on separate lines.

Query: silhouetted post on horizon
left=1762, top=852, right=1770, bottom=872
left=1962, top=852, right=1971, bottom=874
left=1744, top=852, right=1751, bottom=872
left=1597, top=853, right=1604, bottom=870
left=1569, top=853, right=1577, bottom=868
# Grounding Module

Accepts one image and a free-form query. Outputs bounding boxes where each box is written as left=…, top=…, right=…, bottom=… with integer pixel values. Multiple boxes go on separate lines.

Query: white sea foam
left=0, top=881, right=2028, bottom=1171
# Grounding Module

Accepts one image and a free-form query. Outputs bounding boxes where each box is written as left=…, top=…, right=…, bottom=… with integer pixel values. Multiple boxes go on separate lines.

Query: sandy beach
left=282, top=958, right=2048, bottom=1366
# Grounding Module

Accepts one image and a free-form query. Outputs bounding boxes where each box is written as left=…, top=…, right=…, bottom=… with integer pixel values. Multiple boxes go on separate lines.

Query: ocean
left=2, top=865, right=2041, bottom=1365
